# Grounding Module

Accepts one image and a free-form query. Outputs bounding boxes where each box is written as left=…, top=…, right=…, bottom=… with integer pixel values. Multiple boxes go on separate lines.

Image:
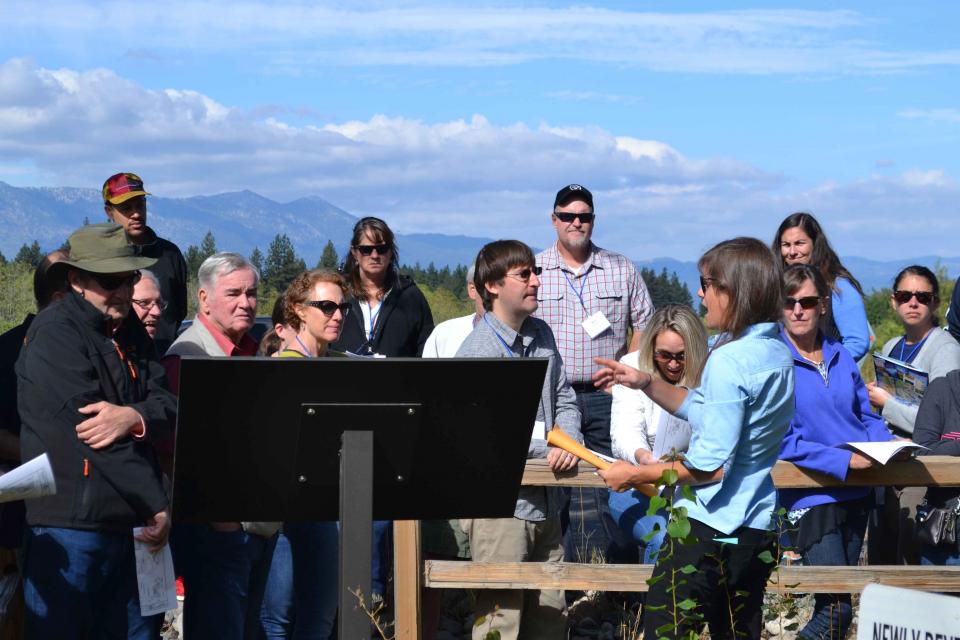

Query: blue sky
left=1, top=1, right=958, bottom=260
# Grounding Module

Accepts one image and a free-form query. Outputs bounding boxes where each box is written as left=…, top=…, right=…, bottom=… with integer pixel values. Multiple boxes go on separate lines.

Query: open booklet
left=841, top=441, right=927, bottom=465
left=872, top=353, right=929, bottom=408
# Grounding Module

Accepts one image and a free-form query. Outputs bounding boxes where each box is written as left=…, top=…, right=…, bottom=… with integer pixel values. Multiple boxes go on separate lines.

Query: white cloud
left=898, top=108, right=960, bottom=124
left=2, top=3, right=959, bottom=75
left=0, top=57, right=957, bottom=260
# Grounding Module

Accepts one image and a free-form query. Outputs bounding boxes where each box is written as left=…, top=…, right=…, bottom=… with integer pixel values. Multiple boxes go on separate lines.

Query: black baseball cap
left=553, top=184, right=594, bottom=210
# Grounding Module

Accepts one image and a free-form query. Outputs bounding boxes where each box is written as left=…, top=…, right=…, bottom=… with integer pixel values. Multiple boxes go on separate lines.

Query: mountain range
left=2, top=181, right=957, bottom=294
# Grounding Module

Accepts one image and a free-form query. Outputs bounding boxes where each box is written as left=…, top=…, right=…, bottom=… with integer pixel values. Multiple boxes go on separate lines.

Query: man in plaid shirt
left=534, top=183, right=654, bottom=563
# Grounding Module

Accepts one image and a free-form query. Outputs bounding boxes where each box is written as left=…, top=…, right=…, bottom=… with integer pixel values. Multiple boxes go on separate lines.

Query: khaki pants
left=460, top=516, right=566, bottom=640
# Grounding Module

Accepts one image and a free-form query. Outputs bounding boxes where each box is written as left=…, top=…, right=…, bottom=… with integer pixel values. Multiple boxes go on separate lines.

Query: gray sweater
left=880, top=327, right=960, bottom=434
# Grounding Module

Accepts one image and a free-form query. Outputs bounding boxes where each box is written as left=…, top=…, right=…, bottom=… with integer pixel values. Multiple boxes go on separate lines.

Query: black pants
left=643, top=518, right=776, bottom=639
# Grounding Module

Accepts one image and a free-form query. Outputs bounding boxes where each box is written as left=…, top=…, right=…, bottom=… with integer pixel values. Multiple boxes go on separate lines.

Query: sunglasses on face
left=784, top=296, right=822, bottom=310
left=354, top=244, right=390, bottom=256
left=92, top=271, right=141, bottom=291
left=132, top=298, right=168, bottom=312
left=553, top=212, right=595, bottom=224
left=505, top=266, right=542, bottom=282
left=653, top=350, right=685, bottom=365
left=893, top=290, right=936, bottom=306
left=699, top=276, right=718, bottom=292
left=303, top=300, right=351, bottom=316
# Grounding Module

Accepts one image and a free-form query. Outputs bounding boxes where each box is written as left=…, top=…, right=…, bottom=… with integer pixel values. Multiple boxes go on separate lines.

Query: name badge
left=582, top=311, right=611, bottom=339
left=532, top=420, right=546, bottom=441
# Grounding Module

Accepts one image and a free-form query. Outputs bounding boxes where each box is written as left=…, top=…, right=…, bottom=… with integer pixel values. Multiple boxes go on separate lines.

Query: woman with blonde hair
left=608, top=304, right=708, bottom=563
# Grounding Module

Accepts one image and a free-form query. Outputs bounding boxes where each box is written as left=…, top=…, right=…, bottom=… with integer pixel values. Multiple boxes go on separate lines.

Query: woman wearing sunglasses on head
left=865, top=266, right=960, bottom=566
left=773, top=212, right=871, bottom=361
left=594, top=237, right=794, bottom=639
left=777, top=265, right=893, bottom=640
left=16, top=223, right=176, bottom=638
left=607, top=305, right=708, bottom=564
left=253, top=270, right=349, bottom=639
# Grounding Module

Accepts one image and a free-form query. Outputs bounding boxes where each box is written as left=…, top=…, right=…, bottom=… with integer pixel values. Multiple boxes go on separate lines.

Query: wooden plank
left=394, top=520, right=422, bottom=640
left=521, top=456, right=960, bottom=489
left=424, top=561, right=960, bottom=594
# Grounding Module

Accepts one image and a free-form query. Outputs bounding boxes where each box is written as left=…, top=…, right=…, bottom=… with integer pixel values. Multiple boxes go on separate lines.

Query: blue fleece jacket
left=778, top=329, right=893, bottom=511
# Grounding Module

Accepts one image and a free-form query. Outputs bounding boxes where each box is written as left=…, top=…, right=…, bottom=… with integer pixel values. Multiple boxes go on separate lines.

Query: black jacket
left=16, top=291, right=175, bottom=532
left=332, top=275, right=434, bottom=357
left=914, top=369, right=960, bottom=506
left=133, top=226, right=188, bottom=355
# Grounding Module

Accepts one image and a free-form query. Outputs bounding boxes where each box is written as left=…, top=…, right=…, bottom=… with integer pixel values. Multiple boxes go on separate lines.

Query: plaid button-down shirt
left=534, top=243, right=653, bottom=385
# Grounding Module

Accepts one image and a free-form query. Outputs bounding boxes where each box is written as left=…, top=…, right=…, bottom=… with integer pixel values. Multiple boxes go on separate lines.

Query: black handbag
left=916, top=496, right=960, bottom=547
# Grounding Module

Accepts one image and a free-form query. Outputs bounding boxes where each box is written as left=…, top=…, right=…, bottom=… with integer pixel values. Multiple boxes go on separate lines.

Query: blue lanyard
left=898, top=330, right=931, bottom=363
left=483, top=314, right=517, bottom=358
left=294, top=335, right=314, bottom=358
left=366, top=300, right=383, bottom=342
left=562, top=269, right=589, bottom=311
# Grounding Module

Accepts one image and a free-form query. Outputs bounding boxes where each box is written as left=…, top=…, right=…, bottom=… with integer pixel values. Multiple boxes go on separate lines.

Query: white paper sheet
left=133, top=529, right=178, bottom=617
left=0, top=453, right=56, bottom=503
left=841, top=441, right=927, bottom=465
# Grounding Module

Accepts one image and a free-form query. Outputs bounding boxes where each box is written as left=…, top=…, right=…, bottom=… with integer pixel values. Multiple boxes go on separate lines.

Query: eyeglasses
left=354, top=244, right=390, bottom=256
left=91, top=271, right=141, bottom=291
left=304, top=300, right=352, bottom=316
left=699, top=276, right=718, bottom=292
left=505, top=266, right=542, bottom=282
left=893, top=290, right=936, bottom=305
left=132, top=298, right=168, bottom=312
left=553, top=212, right=595, bottom=224
left=653, top=350, right=685, bottom=365
left=783, top=296, right=822, bottom=310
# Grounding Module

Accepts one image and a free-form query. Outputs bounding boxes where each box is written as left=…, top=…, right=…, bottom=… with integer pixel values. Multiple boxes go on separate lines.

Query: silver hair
left=466, top=264, right=475, bottom=286
left=198, top=252, right=260, bottom=290
left=137, top=269, right=160, bottom=288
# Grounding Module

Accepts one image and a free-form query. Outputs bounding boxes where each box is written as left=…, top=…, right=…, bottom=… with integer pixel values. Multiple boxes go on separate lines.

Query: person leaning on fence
left=865, top=265, right=960, bottom=566
left=607, top=304, right=707, bottom=565
left=594, top=237, right=795, bottom=640
left=777, top=264, right=894, bottom=640
left=16, top=223, right=175, bottom=639
left=455, top=239, right=582, bottom=640
left=162, top=252, right=273, bottom=639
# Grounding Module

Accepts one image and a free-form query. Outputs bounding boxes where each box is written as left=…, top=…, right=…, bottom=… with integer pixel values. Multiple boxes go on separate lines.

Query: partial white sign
left=856, top=584, right=960, bottom=640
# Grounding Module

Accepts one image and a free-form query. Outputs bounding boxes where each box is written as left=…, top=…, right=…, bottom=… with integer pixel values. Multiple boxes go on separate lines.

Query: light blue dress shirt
left=673, top=323, right=795, bottom=535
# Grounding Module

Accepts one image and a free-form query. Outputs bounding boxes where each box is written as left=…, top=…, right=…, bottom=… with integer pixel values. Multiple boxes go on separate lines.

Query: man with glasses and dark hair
left=456, top=239, right=581, bottom=640
left=534, top=184, right=653, bottom=565
left=103, top=172, right=187, bottom=355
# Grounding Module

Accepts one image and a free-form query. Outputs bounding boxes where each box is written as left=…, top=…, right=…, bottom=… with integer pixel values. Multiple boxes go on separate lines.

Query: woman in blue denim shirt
left=595, top=237, right=795, bottom=639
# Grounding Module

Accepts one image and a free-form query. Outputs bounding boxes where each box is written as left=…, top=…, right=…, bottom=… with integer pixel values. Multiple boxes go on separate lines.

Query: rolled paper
left=547, top=427, right=658, bottom=498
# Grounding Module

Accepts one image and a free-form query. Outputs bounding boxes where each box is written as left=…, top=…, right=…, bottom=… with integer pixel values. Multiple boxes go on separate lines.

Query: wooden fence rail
left=394, top=456, right=960, bottom=639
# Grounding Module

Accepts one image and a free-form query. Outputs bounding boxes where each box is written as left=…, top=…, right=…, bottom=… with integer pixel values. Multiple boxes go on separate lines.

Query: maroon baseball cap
left=102, top=172, right=151, bottom=205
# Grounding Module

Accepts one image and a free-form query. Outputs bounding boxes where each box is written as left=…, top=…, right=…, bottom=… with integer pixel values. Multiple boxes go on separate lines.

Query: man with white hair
left=163, top=252, right=266, bottom=639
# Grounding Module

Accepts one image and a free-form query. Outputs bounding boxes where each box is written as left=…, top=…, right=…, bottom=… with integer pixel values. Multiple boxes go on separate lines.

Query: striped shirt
left=534, top=243, right=653, bottom=385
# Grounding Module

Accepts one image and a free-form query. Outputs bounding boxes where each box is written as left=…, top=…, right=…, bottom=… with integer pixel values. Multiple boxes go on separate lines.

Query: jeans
left=920, top=544, right=960, bottom=566
left=257, top=523, right=339, bottom=640
left=372, top=520, right=391, bottom=597
left=607, top=489, right=667, bottom=564
left=171, top=523, right=269, bottom=640
left=796, top=502, right=869, bottom=640
left=23, top=526, right=161, bottom=640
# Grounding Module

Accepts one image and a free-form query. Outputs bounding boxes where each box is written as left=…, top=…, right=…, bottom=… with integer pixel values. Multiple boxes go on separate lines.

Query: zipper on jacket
left=83, top=458, right=89, bottom=477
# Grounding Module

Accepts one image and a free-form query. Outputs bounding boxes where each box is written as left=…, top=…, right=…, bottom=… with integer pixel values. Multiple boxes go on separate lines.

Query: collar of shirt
left=483, top=312, right=536, bottom=353
left=540, top=241, right=605, bottom=275
left=197, top=312, right=258, bottom=357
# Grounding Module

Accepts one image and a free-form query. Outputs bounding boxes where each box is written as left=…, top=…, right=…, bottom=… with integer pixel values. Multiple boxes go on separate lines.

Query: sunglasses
left=784, top=296, right=822, bottom=310
left=699, top=276, right=718, bottom=292
left=92, top=271, right=141, bottom=291
left=304, top=300, right=351, bottom=316
left=653, top=350, right=685, bottom=365
left=132, top=298, right=168, bottom=312
left=553, top=212, right=595, bottom=224
left=893, top=290, right=936, bottom=305
left=505, top=266, right=542, bottom=282
left=354, top=244, right=390, bottom=256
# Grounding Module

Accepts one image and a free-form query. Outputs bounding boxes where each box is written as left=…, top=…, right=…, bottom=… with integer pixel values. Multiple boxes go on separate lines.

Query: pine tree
left=263, top=234, right=306, bottom=292
left=14, top=241, right=42, bottom=267
left=185, top=231, right=218, bottom=277
left=0, top=250, right=6, bottom=266
left=317, top=240, right=339, bottom=270
left=250, top=247, right=264, bottom=274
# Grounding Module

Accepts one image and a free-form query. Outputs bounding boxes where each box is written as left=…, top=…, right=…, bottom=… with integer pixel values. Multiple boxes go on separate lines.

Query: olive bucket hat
left=58, top=223, right=157, bottom=274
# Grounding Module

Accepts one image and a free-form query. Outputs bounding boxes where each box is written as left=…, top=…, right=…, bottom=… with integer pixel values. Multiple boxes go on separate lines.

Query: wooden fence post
left=394, top=520, right=422, bottom=640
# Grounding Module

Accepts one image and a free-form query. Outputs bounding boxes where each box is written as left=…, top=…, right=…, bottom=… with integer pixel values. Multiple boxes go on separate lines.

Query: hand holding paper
left=546, top=427, right=657, bottom=497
